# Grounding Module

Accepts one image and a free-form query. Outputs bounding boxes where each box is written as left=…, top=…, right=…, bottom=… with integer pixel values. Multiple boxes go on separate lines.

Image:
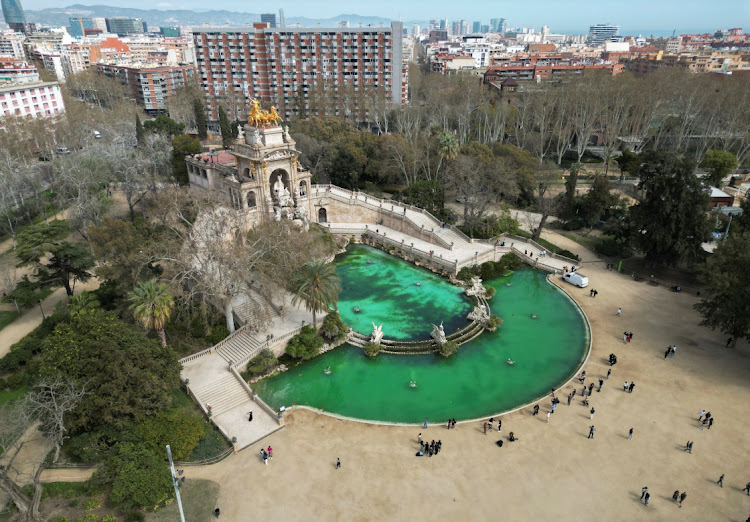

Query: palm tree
left=436, top=130, right=459, bottom=176
left=128, top=279, right=175, bottom=347
left=291, top=260, right=341, bottom=327
left=68, top=291, right=100, bottom=317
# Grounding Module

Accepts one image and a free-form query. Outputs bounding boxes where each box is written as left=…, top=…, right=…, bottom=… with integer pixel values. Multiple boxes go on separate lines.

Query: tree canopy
left=629, top=151, right=710, bottom=267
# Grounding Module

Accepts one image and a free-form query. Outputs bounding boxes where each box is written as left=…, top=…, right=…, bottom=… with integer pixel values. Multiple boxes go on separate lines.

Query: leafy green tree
left=15, top=220, right=94, bottom=296
left=128, top=279, right=175, bottom=347
left=363, top=341, right=381, bottom=358
left=436, top=130, right=459, bottom=175
left=68, top=291, right=100, bottom=317
left=95, top=442, right=172, bottom=510
left=218, top=105, right=232, bottom=148
left=89, top=217, right=154, bottom=296
left=135, top=114, right=145, bottom=146
left=320, top=311, right=349, bottom=342
left=579, top=175, right=615, bottom=228
left=193, top=98, right=207, bottom=140
left=700, top=150, right=738, bottom=188
left=172, top=134, right=202, bottom=185
left=399, top=180, right=445, bottom=216
left=134, top=410, right=205, bottom=461
left=616, top=148, right=640, bottom=182
left=285, top=326, right=323, bottom=359
left=561, top=163, right=581, bottom=220
left=629, top=151, right=710, bottom=267
left=291, top=260, right=341, bottom=327
left=694, top=232, right=750, bottom=348
left=39, top=309, right=180, bottom=432
left=143, top=115, right=185, bottom=137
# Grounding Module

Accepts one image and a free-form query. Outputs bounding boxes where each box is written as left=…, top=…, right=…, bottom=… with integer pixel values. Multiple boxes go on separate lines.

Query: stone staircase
left=191, top=374, right=253, bottom=417
left=215, top=330, right=264, bottom=365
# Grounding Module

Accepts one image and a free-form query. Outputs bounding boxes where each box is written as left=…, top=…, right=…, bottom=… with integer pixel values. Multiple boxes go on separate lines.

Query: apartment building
left=484, top=61, right=623, bottom=84
left=624, top=49, right=750, bottom=75
left=192, top=22, right=406, bottom=122
left=0, top=81, right=65, bottom=118
left=0, top=57, right=39, bottom=83
left=96, top=62, right=195, bottom=114
left=0, top=29, right=25, bottom=59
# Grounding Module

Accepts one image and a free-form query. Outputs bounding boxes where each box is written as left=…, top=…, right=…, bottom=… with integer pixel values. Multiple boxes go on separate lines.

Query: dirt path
left=173, top=229, right=750, bottom=521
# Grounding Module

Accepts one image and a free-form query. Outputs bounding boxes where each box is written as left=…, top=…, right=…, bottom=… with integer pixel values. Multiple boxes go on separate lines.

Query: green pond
left=253, top=245, right=589, bottom=423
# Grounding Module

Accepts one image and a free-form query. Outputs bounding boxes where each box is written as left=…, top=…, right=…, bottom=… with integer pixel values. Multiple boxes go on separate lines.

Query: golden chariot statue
left=248, top=98, right=283, bottom=128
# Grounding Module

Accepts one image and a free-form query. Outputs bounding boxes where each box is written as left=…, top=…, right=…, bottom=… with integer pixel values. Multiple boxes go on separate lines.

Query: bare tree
left=0, top=401, right=42, bottom=520
left=26, top=378, right=87, bottom=465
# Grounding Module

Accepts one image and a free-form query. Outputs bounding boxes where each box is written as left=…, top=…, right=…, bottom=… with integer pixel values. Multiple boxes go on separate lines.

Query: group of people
left=698, top=410, right=715, bottom=430
left=483, top=417, right=501, bottom=433
left=623, top=331, right=635, bottom=343
left=259, top=446, right=273, bottom=465
left=608, top=353, right=618, bottom=366
left=664, top=345, right=677, bottom=358
left=445, top=418, right=457, bottom=429
left=589, top=288, right=599, bottom=297
left=417, top=438, right=442, bottom=457
left=623, top=381, right=636, bottom=393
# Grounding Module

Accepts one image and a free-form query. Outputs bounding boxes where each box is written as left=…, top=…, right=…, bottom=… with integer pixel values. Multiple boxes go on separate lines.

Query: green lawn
left=146, top=479, right=220, bottom=522
left=0, top=309, right=20, bottom=331
left=0, top=385, right=27, bottom=405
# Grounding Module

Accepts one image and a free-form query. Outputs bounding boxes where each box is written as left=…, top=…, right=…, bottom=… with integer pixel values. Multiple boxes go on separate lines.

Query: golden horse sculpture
left=247, top=98, right=283, bottom=128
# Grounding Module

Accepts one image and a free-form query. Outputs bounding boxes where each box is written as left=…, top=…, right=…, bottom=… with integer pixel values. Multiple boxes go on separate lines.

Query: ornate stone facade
left=186, top=123, right=313, bottom=230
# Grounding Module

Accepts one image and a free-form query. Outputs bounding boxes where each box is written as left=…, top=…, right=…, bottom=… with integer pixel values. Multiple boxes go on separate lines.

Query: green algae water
left=253, top=245, right=589, bottom=423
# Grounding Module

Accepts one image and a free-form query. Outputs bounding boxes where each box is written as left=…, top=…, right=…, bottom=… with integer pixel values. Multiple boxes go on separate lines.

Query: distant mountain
left=24, top=4, right=395, bottom=29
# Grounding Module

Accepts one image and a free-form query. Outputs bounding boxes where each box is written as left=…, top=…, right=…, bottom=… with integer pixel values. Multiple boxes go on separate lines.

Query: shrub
left=101, top=516, right=118, bottom=522
left=79, top=514, right=100, bottom=522
left=83, top=498, right=102, bottom=510
left=42, top=480, right=104, bottom=501
left=206, top=324, right=230, bottom=345
left=320, top=311, right=348, bottom=342
left=438, top=341, right=458, bottom=357
left=457, top=265, right=479, bottom=283
left=244, top=349, right=277, bottom=378
left=0, top=347, right=34, bottom=373
left=501, top=252, right=523, bottom=270
left=188, top=425, right=230, bottom=461
left=487, top=315, right=503, bottom=331
left=5, top=370, right=31, bottom=388
left=363, top=342, right=381, bottom=358
left=285, top=326, right=323, bottom=360
left=563, top=218, right=585, bottom=231
left=50, top=517, right=72, bottom=522
left=134, top=410, right=205, bottom=461
left=124, top=512, right=145, bottom=522
left=485, top=287, right=496, bottom=299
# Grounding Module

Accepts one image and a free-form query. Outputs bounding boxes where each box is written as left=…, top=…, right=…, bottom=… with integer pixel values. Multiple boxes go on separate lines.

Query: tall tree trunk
left=0, top=474, right=32, bottom=518
left=157, top=328, right=167, bottom=348
left=224, top=301, right=235, bottom=334
left=312, top=309, right=317, bottom=328
left=533, top=214, right=550, bottom=242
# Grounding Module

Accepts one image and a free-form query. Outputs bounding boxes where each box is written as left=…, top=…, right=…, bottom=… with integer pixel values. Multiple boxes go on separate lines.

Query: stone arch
left=318, top=207, right=328, bottom=223
left=243, top=167, right=253, bottom=180
left=270, top=168, right=290, bottom=201
left=299, top=180, right=308, bottom=197
left=247, top=191, right=257, bottom=208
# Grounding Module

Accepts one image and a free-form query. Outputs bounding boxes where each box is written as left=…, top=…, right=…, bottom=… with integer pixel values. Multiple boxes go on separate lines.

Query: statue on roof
left=247, top=98, right=283, bottom=128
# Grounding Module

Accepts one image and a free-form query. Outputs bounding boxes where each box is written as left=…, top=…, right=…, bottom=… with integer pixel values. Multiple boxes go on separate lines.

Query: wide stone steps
left=215, top=331, right=263, bottom=364
left=191, top=374, right=252, bottom=417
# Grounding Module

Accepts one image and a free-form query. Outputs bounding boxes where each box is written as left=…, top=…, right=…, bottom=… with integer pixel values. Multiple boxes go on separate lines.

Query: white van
left=563, top=272, right=589, bottom=288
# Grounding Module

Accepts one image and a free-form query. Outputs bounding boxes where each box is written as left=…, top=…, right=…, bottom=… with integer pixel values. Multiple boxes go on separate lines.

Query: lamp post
left=38, top=299, right=45, bottom=320
left=166, top=445, right=186, bottom=522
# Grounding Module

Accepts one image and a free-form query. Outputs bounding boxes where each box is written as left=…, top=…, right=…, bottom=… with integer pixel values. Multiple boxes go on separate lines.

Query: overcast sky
left=21, top=0, right=747, bottom=34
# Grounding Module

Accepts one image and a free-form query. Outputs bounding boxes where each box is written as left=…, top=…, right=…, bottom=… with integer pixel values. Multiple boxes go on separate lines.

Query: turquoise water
left=253, top=245, right=589, bottom=423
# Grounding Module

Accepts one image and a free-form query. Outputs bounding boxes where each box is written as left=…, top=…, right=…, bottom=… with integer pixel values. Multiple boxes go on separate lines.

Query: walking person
left=488, top=418, right=494, bottom=431
left=684, top=441, right=691, bottom=452
left=623, top=381, right=629, bottom=391
left=629, top=382, right=635, bottom=393
left=628, top=427, right=634, bottom=440
left=597, top=378, right=603, bottom=392
left=590, top=407, right=595, bottom=420
left=616, top=307, right=622, bottom=317
left=418, top=433, right=422, bottom=444
left=533, top=404, right=540, bottom=416
left=260, top=449, right=268, bottom=465
left=644, top=492, right=650, bottom=506
left=742, top=481, right=750, bottom=495
left=546, top=411, right=551, bottom=423
left=567, top=393, right=572, bottom=406
left=588, top=383, right=594, bottom=396
left=701, top=418, right=708, bottom=430
left=717, top=474, right=724, bottom=488
left=679, top=491, right=686, bottom=507
left=336, top=457, right=341, bottom=469
left=267, top=446, right=273, bottom=459
left=248, top=410, right=253, bottom=422
left=483, top=421, right=488, bottom=434
left=664, top=347, right=671, bottom=359
left=688, top=441, right=693, bottom=454
left=640, top=486, right=648, bottom=500
left=698, top=409, right=705, bottom=421
left=588, top=425, right=595, bottom=439
left=673, top=490, right=680, bottom=503
left=606, top=368, right=611, bottom=379
left=423, top=418, right=428, bottom=429
left=708, top=417, right=714, bottom=430
left=670, top=345, right=676, bottom=358
left=497, top=419, right=501, bottom=433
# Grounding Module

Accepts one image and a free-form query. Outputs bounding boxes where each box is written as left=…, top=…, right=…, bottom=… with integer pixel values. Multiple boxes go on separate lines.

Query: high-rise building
left=472, top=21, right=481, bottom=33
left=440, top=18, right=447, bottom=30
left=451, top=21, right=460, bottom=36
left=69, top=17, right=95, bottom=38
left=105, top=17, right=147, bottom=36
left=261, top=13, right=277, bottom=28
left=460, top=20, right=468, bottom=36
left=499, top=18, right=507, bottom=34
left=2, top=0, right=27, bottom=33
left=0, top=29, right=25, bottom=58
left=193, top=22, right=407, bottom=122
left=278, top=9, right=286, bottom=29
left=160, top=26, right=180, bottom=37
left=588, top=24, right=619, bottom=45
left=490, top=18, right=500, bottom=32
left=412, top=24, right=421, bottom=36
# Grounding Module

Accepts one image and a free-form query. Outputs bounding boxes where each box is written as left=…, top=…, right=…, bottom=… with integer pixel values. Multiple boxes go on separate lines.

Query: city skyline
left=17, top=0, right=747, bottom=35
